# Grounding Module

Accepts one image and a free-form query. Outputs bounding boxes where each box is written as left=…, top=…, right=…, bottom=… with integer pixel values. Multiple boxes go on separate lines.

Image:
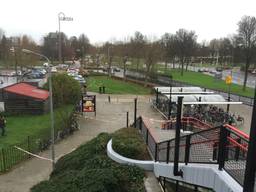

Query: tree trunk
left=181, top=57, right=184, bottom=76
left=243, top=54, right=250, bottom=91
left=185, top=57, right=189, bottom=71
left=123, top=60, right=126, bottom=81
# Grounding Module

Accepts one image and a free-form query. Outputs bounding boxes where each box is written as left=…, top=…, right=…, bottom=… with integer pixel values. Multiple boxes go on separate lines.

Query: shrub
left=112, top=128, right=151, bottom=160
left=44, top=73, right=81, bottom=107
left=31, top=132, right=146, bottom=192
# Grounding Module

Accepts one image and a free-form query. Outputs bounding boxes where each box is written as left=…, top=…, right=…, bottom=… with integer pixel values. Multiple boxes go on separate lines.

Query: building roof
left=4, top=83, right=49, bottom=100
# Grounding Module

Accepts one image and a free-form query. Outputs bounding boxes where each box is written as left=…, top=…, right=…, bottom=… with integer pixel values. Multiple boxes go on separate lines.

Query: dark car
left=113, top=67, right=120, bottom=72
left=216, top=67, right=223, bottom=72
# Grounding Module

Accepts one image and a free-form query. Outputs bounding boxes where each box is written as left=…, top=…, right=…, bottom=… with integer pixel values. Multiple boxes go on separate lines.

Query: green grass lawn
left=0, top=105, right=74, bottom=149
left=87, top=76, right=152, bottom=95
left=161, top=69, right=254, bottom=98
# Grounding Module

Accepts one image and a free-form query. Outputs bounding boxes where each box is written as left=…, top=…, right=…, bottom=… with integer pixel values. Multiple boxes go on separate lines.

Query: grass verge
left=0, top=105, right=74, bottom=149
left=163, top=69, right=254, bottom=98
left=87, top=75, right=151, bottom=95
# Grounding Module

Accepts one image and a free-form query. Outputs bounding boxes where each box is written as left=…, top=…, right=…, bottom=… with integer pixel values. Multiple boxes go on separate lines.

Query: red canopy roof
left=4, top=83, right=49, bottom=100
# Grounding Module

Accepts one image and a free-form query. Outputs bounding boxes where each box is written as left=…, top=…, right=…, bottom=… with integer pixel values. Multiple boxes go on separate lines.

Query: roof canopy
left=155, top=86, right=205, bottom=93
left=155, top=87, right=242, bottom=105
left=4, top=83, right=49, bottom=100
left=165, top=94, right=242, bottom=105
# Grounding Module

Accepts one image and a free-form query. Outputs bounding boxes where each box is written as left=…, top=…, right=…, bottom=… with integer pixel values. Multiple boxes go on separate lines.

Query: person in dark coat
left=0, top=114, right=6, bottom=136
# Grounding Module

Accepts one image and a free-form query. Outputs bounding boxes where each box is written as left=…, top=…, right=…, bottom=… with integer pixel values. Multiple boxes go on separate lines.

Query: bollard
left=126, top=112, right=129, bottom=128
left=134, top=98, right=137, bottom=127
left=108, top=95, right=111, bottom=103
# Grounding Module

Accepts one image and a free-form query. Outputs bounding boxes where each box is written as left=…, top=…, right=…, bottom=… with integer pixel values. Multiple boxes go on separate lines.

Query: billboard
left=82, top=95, right=96, bottom=113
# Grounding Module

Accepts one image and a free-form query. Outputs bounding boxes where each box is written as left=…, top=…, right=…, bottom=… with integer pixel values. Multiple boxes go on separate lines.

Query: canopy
left=164, top=94, right=242, bottom=105
left=155, top=86, right=205, bottom=93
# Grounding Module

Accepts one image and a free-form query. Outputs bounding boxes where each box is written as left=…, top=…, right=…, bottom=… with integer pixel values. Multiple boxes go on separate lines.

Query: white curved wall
left=107, top=139, right=154, bottom=171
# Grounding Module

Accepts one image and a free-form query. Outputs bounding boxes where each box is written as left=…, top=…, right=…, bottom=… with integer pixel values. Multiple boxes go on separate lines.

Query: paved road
left=0, top=93, right=162, bottom=192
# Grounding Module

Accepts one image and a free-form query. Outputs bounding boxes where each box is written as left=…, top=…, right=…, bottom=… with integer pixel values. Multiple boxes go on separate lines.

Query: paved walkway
left=0, top=93, right=162, bottom=192
left=0, top=93, right=252, bottom=192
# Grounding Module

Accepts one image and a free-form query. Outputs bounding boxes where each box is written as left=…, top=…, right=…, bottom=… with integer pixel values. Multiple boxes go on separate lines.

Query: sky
left=0, top=0, right=256, bottom=45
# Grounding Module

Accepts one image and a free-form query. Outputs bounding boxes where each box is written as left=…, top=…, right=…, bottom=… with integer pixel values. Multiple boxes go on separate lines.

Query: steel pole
left=243, top=85, right=256, bottom=192
left=173, top=96, right=183, bottom=177
left=22, top=49, right=55, bottom=170
left=48, top=68, right=55, bottom=169
left=58, top=14, right=61, bottom=64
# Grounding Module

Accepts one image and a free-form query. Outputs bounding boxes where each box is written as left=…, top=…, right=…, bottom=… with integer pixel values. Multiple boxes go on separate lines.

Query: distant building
left=2, top=83, right=49, bottom=114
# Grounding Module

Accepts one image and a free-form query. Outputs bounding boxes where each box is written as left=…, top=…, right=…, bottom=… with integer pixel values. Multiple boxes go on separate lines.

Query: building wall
left=2, top=91, right=49, bottom=114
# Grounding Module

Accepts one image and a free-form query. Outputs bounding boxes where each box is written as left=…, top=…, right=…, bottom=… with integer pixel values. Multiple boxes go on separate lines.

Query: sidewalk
left=0, top=93, right=162, bottom=192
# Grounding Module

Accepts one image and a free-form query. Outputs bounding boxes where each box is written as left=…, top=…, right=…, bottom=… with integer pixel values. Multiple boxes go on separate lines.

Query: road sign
left=225, top=75, right=232, bottom=85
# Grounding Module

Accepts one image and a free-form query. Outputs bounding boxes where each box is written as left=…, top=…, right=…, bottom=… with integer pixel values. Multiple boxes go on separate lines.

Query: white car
left=51, top=67, right=57, bottom=73
left=74, top=76, right=86, bottom=84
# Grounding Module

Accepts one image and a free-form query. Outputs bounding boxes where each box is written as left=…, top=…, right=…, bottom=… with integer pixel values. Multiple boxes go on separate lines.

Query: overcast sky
left=1, top=0, right=255, bottom=44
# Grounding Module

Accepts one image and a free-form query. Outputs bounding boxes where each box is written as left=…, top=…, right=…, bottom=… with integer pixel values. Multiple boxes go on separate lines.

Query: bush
left=31, top=132, right=146, bottom=192
left=44, top=73, right=81, bottom=107
left=112, top=128, right=151, bottom=160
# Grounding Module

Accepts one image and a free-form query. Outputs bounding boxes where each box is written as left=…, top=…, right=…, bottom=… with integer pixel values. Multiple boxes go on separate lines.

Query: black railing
left=0, top=110, right=78, bottom=173
left=126, top=71, right=254, bottom=106
left=135, top=116, right=249, bottom=187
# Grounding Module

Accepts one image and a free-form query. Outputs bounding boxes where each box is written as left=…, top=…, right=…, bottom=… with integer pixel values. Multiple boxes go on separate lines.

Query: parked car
left=74, top=76, right=86, bottom=84
left=51, top=67, right=57, bottom=73
left=26, top=72, right=44, bottom=79
left=113, top=67, right=121, bottom=72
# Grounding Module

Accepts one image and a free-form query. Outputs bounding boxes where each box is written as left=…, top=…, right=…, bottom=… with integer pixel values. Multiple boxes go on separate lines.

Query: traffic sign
left=225, top=75, right=232, bottom=84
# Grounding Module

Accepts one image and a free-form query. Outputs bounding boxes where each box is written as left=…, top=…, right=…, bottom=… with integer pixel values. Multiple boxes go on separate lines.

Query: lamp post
left=22, top=49, right=55, bottom=169
left=10, top=47, right=18, bottom=82
left=58, top=12, right=73, bottom=64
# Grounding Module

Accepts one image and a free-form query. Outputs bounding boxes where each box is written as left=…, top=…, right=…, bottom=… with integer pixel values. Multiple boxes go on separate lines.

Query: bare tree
left=144, top=41, right=160, bottom=84
left=160, top=33, right=177, bottom=70
left=237, top=15, right=256, bottom=90
left=78, top=34, right=90, bottom=68
left=175, top=29, right=197, bottom=75
left=130, top=31, right=146, bottom=73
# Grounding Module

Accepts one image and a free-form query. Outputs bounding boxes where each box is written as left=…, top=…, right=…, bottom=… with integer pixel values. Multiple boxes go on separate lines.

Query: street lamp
left=58, top=12, right=73, bottom=64
left=22, top=49, right=55, bottom=169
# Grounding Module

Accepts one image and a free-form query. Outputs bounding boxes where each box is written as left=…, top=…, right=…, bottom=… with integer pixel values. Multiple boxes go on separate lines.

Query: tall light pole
left=22, top=49, right=55, bottom=169
left=58, top=12, right=73, bottom=64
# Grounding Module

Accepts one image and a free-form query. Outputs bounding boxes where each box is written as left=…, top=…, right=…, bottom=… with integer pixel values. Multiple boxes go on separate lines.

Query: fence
left=134, top=116, right=249, bottom=187
left=0, top=110, right=78, bottom=173
left=126, top=70, right=254, bottom=106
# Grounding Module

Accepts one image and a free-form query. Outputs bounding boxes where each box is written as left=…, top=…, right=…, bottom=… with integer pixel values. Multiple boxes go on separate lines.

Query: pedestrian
left=0, top=114, right=6, bottom=136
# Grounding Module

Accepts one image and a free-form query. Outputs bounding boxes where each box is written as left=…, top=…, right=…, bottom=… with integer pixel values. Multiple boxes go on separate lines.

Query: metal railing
left=135, top=116, right=249, bottom=187
left=0, top=110, right=78, bottom=173
left=126, top=71, right=254, bottom=106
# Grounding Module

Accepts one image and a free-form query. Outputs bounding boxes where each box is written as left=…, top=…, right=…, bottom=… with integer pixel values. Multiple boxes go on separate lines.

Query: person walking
left=0, top=114, right=6, bottom=136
